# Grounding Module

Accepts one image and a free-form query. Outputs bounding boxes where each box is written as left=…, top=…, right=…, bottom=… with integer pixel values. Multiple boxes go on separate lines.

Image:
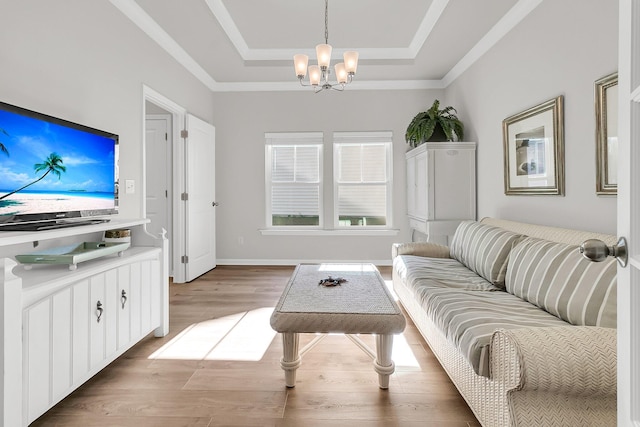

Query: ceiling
left=109, top=0, right=543, bottom=92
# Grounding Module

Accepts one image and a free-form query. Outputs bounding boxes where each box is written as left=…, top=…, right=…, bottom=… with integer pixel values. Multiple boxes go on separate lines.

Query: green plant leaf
left=405, top=99, right=465, bottom=145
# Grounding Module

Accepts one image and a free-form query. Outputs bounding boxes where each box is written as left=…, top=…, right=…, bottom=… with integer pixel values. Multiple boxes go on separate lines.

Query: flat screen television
left=0, top=101, right=119, bottom=231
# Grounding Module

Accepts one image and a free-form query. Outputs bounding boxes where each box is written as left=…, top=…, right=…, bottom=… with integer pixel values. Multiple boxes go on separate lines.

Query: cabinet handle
left=121, top=289, right=127, bottom=309
left=96, top=301, right=103, bottom=323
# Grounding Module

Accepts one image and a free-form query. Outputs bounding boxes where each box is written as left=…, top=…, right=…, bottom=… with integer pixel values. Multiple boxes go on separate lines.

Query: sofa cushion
left=393, top=255, right=501, bottom=297
left=416, top=286, right=568, bottom=377
left=449, top=220, right=523, bottom=287
left=505, top=237, right=617, bottom=327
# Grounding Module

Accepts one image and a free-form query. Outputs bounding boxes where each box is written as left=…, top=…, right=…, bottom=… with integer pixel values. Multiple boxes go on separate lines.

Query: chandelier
left=293, top=0, right=359, bottom=92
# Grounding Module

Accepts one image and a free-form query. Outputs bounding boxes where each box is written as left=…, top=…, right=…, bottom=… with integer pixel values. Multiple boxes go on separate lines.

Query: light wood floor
left=32, top=265, right=480, bottom=427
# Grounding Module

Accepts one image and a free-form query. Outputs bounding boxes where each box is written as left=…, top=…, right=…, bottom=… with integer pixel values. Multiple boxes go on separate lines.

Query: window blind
left=334, top=132, right=392, bottom=227
left=265, top=133, right=323, bottom=227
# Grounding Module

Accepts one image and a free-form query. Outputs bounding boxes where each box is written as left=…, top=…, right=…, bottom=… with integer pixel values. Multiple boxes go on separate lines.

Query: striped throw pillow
left=505, top=237, right=617, bottom=327
left=449, top=221, right=524, bottom=287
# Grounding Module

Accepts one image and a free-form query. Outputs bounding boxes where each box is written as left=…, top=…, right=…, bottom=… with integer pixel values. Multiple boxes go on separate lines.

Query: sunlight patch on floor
left=148, top=307, right=277, bottom=361
left=384, top=279, right=399, bottom=301
left=392, top=332, right=420, bottom=368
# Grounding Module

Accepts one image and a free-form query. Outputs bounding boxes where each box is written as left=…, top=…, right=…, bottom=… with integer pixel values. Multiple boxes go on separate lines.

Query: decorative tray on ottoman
left=15, top=241, right=131, bottom=270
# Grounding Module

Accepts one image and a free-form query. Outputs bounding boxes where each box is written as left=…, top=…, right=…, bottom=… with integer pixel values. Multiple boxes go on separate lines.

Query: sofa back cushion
left=449, top=221, right=524, bottom=287
left=505, top=237, right=617, bottom=327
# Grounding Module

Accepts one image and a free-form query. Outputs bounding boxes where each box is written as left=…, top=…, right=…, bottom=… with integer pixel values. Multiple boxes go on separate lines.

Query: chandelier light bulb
left=343, top=51, right=359, bottom=74
left=293, top=54, right=309, bottom=78
left=308, top=65, right=321, bottom=86
left=316, top=44, right=332, bottom=69
left=335, top=63, right=348, bottom=84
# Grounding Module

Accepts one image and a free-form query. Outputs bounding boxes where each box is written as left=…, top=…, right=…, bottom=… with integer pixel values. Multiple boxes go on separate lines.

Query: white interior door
left=617, top=1, right=640, bottom=424
left=145, top=114, right=172, bottom=272
left=184, top=114, right=216, bottom=282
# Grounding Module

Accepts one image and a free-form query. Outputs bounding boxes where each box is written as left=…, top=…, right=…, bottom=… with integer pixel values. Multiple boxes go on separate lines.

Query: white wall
left=211, top=90, right=441, bottom=263
left=2, top=0, right=617, bottom=266
left=445, top=0, right=618, bottom=234
left=0, top=0, right=214, bottom=220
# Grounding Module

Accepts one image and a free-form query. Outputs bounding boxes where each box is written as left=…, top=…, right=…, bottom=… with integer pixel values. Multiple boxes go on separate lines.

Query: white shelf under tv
left=0, top=217, right=169, bottom=426
left=0, top=218, right=149, bottom=247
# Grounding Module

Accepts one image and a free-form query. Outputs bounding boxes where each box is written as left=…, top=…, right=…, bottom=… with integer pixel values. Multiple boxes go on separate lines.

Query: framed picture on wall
left=595, top=72, right=618, bottom=195
left=502, top=96, right=565, bottom=195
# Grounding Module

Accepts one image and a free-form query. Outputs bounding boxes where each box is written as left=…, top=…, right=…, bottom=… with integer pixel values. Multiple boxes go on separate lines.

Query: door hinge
left=181, top=129, right=188, bottom=138
left=181, top=192, right=188, bottom=201
left=165, top=132, right=168, bottom=141
left=165, top=190, right=168, bottom=198
left=181, top=255, right=189, bottom=264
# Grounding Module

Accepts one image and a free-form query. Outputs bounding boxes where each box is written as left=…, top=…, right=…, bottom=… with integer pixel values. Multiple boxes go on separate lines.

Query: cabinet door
left=406, top=150, right=429, bottom=220
left=24, top=299, right=50, bottom=423
left=129, top=262, right=142, bottom=339
left=140, top=260, right=152, bottom=334
left=117, top=265, right=132, bottom=351
left=72, top=279, right=90, bottom=383
left=104, top=269, right=118, bottom=359
left=51, top=288, right=72, bottom=402
left=150, top=259, right=161, bottom=328
left=89, top=274, right=106, bottom=369
left=406, top=154, right=417, bottom=217
left=415, top=151, right=429, bottom=220
left=431, top=148, right=476, bottom=220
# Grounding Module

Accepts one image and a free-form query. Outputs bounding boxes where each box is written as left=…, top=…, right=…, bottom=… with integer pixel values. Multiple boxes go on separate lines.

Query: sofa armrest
left=391, top=242, right=451, bottom=259
left=490, top=326, right=616, bottom=397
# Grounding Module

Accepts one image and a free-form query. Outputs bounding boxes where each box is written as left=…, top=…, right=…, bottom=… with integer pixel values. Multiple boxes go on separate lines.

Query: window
left=265, top=133, right=323, bottom=227
left=334, top=132, right=392, bottom=228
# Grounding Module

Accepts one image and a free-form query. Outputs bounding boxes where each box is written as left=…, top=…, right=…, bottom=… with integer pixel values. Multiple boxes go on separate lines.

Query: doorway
left=143, top=86, right=187, bottom=282
left=142, top=85, right=217, bottom=283
left=145, top=108, right=173, bottom=273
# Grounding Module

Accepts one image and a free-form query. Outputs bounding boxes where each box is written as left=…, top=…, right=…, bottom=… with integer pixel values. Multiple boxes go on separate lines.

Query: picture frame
left=595, top=72, right=618, bottom=195
left=503, top=96, right=565, bottom=195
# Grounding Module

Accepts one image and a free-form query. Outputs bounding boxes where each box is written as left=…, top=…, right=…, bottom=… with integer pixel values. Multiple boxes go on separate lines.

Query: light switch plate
left=125, top=179, right=135, bottom=194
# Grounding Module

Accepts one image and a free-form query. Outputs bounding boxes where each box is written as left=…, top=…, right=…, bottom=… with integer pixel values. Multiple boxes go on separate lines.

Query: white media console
left=0, top=218, right=169, bottom=426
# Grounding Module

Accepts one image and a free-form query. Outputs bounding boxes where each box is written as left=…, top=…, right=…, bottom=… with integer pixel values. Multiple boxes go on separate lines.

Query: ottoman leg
left=280, top=332, right=301, bottom=388
left=374, top=334, right=395, bottom=389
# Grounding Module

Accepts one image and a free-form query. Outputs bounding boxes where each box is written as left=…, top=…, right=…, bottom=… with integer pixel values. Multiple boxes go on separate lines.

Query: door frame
left=617, top=1, right=640, bottom=424
left=142, top=85, right=188, bottom=283
left=145, top=113, right=173, bottom=274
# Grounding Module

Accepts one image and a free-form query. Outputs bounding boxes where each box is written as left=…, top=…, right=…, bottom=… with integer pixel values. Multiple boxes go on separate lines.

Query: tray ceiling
left=110, top=0, right=542, bottom=91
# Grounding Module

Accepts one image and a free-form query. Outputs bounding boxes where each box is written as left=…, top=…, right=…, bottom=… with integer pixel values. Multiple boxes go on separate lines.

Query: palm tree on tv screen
left=0, top=152, right=66, bottom=201
left=0, top=128, right=9, bottom=156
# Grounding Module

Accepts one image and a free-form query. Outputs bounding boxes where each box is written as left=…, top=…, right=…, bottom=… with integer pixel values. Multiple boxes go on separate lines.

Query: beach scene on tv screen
left=0, top=109, right=117, bottom=216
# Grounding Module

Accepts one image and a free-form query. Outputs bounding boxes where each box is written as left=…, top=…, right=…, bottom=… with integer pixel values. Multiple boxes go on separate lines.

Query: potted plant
left=405, top=99, right=464, bottom=148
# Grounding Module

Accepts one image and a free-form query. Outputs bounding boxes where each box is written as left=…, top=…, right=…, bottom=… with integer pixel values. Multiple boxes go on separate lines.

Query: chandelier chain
left=324, top=0, right=329, bottom=45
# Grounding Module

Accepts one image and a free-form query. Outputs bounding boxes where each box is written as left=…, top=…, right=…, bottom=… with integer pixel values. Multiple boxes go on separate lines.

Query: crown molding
left=204, top=0, right=250, bottom=58
left=206, top=0, right=449, bottom=61
left=109, top=0, right=219, bottom=91
left=442, top=0, right=543, bottom=86
left=111, top=0, right=543, bottom=93
left=408, top=0, right=450, bottom=54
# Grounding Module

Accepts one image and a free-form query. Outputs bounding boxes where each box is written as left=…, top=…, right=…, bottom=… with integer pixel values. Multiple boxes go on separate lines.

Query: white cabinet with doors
left=0, top=219, right=168, bottom=426
left=406, top=142, right=476, bottom=245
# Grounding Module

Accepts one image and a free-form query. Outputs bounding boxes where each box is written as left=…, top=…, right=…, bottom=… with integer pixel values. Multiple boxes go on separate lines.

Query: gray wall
left=444, top=0, right=618, bottom=234
left=0, top=0, right=618, bottom=266
left=211, top=90, right=441, bottom=263
left=0, top=0, right=214, bottom=220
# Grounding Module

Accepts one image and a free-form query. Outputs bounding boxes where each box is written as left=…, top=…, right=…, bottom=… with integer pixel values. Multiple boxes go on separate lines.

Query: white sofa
left=392, top=218, right=617, bottom=427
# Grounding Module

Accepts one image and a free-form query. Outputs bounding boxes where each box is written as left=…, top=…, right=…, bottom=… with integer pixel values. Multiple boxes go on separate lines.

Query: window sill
left=259, top=229, right=400, bottom=237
